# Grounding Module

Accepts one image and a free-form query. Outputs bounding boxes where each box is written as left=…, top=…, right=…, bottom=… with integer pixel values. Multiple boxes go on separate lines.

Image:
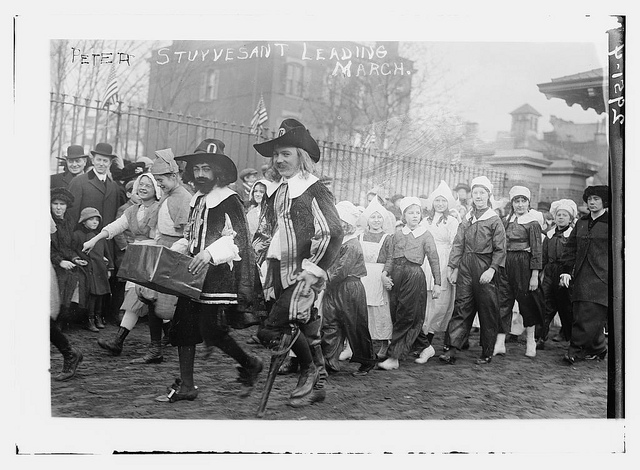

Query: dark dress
left=51, top=213, right=89, bottom=309
left=537, top=225, right=574, bottom=341
left=560, top=211, right=609, bottom=359
left=321, top=236, right=376, bottom=372
left=383, top=226, right=441, bottom=360
left=73, top=227, right=112, bottom=296
left=498, top=214, right=544, bottom=332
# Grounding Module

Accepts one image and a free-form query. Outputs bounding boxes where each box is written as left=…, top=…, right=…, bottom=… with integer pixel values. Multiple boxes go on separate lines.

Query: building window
left=204, top=70, right=219, bottom=101
left=285, top=63, right=304, bottom=97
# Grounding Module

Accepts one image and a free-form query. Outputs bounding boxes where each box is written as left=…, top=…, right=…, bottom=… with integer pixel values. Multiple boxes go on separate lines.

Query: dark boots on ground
left=50, top=319, right=83, bottom=381
left=97, top=326, right=130, bottom=355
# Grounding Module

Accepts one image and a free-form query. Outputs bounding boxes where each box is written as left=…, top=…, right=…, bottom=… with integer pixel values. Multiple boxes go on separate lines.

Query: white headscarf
left=425, top=180, right=456, bottom=211
left=398, top=196, right=422, bottom=215
left=336, top=201, right=361, bottom=227
left=133, top=173, right=162, bottom=200
left=550, top=199, right=578, bottom=219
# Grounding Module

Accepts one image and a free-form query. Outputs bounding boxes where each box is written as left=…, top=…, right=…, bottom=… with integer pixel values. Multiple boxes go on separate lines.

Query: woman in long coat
left=560, top=185, right=609, bottom=363
left=50, top=188, right=89, bottom=321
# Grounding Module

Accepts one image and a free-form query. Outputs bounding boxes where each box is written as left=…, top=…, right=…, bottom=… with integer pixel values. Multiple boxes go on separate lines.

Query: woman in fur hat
left=377, top=197, right=441, bottom=371
left=439, top=176, right=506, bottom=365
left=559, top=185, right=609, bottom=364
left=50, top=187, right=90, bottom=328
left=536, top=198, right=578, bottom=348
left=412, top=181, right=460, bottom=364
left=495, top=185, right=545, bottom=359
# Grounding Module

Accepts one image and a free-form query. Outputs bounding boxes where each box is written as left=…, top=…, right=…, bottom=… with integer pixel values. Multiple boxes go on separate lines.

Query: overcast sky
left=427, top=41, right=605, bottom=141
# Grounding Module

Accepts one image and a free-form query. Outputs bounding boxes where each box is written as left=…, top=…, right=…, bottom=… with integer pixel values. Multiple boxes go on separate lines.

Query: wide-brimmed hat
left=425, top=180, right=456, bottom=211
left=50, top=187, right=74, bottom=206
left=78, top=207, right=102, bottom=224
left=174, top=139, right=238, bottom=184
left=239, top=168, right=258, bottom=181
left=119, top=162, right=146, bottom=182
left=57, top=144, right=89, bottom=161
left=537, top=201, right=551, bottom=212
left=253, top=119, right=321, bottom=162
left=583, top=185, right=609, bottom=208
left=151, top=148, right=179, bottom=175
left=90, top=142, right=118, bottom=159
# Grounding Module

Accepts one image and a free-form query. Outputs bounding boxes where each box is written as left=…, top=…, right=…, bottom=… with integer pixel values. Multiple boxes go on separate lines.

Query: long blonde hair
left=265, top=148, right=316, bottom=182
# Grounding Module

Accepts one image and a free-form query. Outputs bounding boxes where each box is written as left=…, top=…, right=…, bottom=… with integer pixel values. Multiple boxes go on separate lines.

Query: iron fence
left=50, top=93, right=506, bottom=204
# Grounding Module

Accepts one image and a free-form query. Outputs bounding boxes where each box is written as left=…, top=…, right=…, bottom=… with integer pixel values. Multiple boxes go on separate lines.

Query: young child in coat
left=536, top=199, right=577, bottom=348
left=378, top=197, right=441, bottom=371
left=73, top=207, right=113, bottom=332
left=321, top=201, right=377, bottom=376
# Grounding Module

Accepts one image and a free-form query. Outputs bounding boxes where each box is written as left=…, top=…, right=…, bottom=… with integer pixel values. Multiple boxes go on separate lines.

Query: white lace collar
left=265, top=172, right=319, bottom=198
left=190, top=186, right=237, bottom=209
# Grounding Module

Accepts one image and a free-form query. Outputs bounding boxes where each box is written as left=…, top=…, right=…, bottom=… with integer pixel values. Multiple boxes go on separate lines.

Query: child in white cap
left=496, top=185, right=544, bottom=358
left=536, top=198, right=578, bottom=348
left=357, top=198, right=395, bottom=359
left=412, top=180, right=460, bottom=364
left=321, top=201, right=377, bottom=376
left=439, top=176, right=506, bottom=365
left=378, top=197, right=441, bottom=370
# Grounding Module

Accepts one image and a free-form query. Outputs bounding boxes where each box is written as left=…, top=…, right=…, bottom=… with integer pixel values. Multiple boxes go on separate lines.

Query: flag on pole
left=363, top=127, right=376, bottom=149
left=102, top=63, right=119, bottom=109
left=250, top=94, right=268, bottom=135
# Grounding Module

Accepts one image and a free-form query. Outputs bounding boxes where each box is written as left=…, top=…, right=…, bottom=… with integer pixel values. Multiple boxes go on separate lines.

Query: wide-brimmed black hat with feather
left=253, top=119, right=321, bottom=162
left=174, top=139, right=237, bottom=185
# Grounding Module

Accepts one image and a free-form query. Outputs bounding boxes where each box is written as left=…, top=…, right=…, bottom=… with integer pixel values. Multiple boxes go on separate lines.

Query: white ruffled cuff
left=170, top=238, right=189, bottom=255
left=301, top=259, right=327, bottom=281
left=206, top=235, right=241, bottom=269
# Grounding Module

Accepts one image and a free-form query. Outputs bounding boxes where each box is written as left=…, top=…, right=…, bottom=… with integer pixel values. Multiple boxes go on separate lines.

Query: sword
left=256, top=325, right=300, bottom=419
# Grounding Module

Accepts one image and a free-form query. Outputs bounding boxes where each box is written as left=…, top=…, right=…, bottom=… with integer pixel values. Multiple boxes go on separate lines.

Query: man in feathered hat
left=559, top=185, right=610, bottom=364
left=252, top=119, right=343, bottom=408
left=155, top=138, right=263, bottom=403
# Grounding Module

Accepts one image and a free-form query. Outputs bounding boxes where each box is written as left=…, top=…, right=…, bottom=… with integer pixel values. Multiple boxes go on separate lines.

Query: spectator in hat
left=50, top=187, right=89, bottom=329
left=73, top=207, right=113, bottom=332
left=239, top=167, right=259, bottom=203
left=560, top=185, right=610, bottom=364
left=68, top=142, right=126, bottom=232
left=154, top=138, right=263, bottom=403
left=50, top=214, right=83, bottom=381
left=253, top=118, right=343, bottom=407
left=51, top=145, right=89, bottom=189
left=453, top=182, right=472, bottom=219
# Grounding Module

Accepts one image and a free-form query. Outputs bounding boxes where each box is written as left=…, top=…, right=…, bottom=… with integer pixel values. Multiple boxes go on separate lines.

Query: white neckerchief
left=507, top=211, right=539, bottom=226
left=401, top=224, right=427, bottom=238
left=189, top=186, right=236, bottom=209
left=265, top=172, right=319, bottom=199
left=466, top=207, right=498, bottom=224
left=342, top=231, right=360, bottom=244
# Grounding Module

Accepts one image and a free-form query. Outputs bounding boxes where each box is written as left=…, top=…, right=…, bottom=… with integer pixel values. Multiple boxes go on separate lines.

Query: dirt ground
left=50, top=317, right=607, bottom=421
